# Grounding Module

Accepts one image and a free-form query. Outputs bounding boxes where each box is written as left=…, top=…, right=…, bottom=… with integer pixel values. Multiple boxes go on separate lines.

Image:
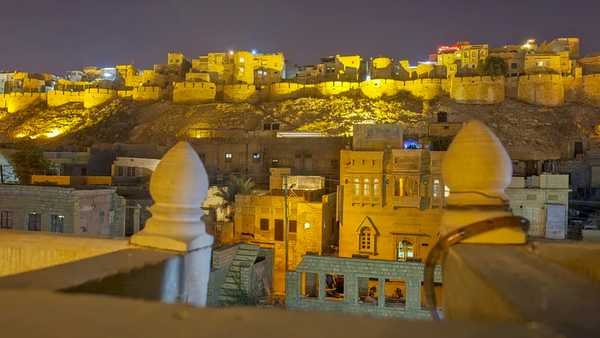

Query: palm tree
left=216, top=175, right=255, bottom=220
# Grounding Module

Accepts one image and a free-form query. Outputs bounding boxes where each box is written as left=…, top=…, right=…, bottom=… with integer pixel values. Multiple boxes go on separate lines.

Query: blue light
left=252, top=49, right=258, bottom=55
left=404, top=139, right=421, bottom=149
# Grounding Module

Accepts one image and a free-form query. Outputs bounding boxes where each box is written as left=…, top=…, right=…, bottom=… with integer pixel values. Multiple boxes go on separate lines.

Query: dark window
left=126, top=167, right=136, bottom=177
left=289, top=220, right=297, bottom=233
left=0, top=211, right=14, bottom=229
left=260, top=218, right=269, bottom=231
left=511, top=63, right=518, bottom=69
left=263, top=123, right=272, bottom=130
left=574, top=142, right=584, bottom=157
left=272, top=123, right=280, bottom=130
left=117, top=166, right=125, bottom=176
left=28, top=213, right=42, bottom=231
left=50, top=214, right=64, bottom=233
left=437, top=112, right=448, bottom=123
left=274, top=219, right=284, bottom=241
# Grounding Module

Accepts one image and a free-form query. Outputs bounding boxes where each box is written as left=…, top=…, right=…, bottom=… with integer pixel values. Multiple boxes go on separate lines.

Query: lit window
left=444, top=185, right=450, bottom=198
left=433, top=179, right=441, bottom=198
left=225, top=153, right=233, bottom=160
left=240, top=57, right=245, bottom=63
left=353, top=178, right=360, bottom=196
left=363, top=178, right=370, bottom=196
left=537, top=61, right=545, bottom=67
left=252, top=153, right=261, bottom=161
left=373, top=178, right=380, bottom=197
left=50, top=214, right=64, bottom=233
left=397, top=240, right=414, bottom=262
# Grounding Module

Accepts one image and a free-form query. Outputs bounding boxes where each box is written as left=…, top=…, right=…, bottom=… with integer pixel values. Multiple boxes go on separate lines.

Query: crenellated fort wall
left=450, top=76, right=505, bottom=104
left=1, top=73, right=599, bottom=112
left=517, top=74, right=564, bottom=107
left=172, top=82, right=216, bottom=104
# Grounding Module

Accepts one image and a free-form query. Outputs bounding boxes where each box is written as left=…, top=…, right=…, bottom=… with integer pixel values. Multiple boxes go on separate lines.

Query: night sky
left=2, top=0, right=599, bottom=74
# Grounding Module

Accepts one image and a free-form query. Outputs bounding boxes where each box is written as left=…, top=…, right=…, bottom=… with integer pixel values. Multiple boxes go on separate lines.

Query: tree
left=216, top=176, right=255, bottom=220
left=478, top=56, right=508, bottom=77
left=9, top=142, right=51, bottom=184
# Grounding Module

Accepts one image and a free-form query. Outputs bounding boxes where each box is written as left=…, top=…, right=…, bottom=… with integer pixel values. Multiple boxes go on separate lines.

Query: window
left=274, top=219, right=284, bottom=241
left=28, top=213, right=42, bottom=231
left=548, top=194, right=559, bottom=201
left=117, top=166, right=125, bottom=176
left=384, top=279, right=406, bottom=308
left=50, top=214, right=64, bottom=233
left=289, top=220, right=297, bottom=233
left=527, top=194, right=537, bottom=201
left=252, top=153, right=261, bottom=161
left=432, top=179, right=441, bottom=198
left=302, top=272, right=319, bottom=298
left=359, top=227, right=372, bottom=252
left=437, top=111, right=448, bottom=123
left=358, top=277, right=378, bottom=305
left=397, top=240, right=414, bottom=262
left=353, top=178, right=360, bottom=196
left=363, top=178, right=370, bottom=196
left=99, top=210, right=105, bottom=224
left=271, top=159, right=279, bottom=167
left=0, top=211, right=14, bottom=229
left=260, top=218, right=269, bottom=231
left=537, top=61, right=545, bottom=67
left=325, top=274, right=344, bottom=301
left=511, top=63, right=518, bottom=69
left=373, top=179, right=380, bottom=197
left=126, top=167, right=136, bottom=177
left=224, top=153, right=233, bottom=162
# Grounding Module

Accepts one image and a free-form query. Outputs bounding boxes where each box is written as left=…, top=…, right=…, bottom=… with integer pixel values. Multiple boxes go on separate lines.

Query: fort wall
left=6, top=92, right=46, bottom=113
left=47, top=91, right=85, bottom=107
left=117, top=90, right=133, bottom=98
left=400, top=78, right=443, bottom=100
left=450, top=76, right=505, bottom=104
left=360, top=79, right=400, bottom=99
left=223, top=84, right=258, bottom=103
left=83, top=88, right=117, bottom=109
left=269, top=82, right=313, bottom=100
left=132, top=86, right=164, bottom=102
left=562, top=75, right=584, bottom=103
left=316, top=81, right=359, bottom=97
left=517, top=74, right=564, bottom=106
left=172, top=82, right=216, bottom=104
left=583, top=74, right=600, bottom=106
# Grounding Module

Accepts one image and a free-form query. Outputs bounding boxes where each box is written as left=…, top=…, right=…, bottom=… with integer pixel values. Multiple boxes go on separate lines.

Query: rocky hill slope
left=0, top=95, right=599, bottom=159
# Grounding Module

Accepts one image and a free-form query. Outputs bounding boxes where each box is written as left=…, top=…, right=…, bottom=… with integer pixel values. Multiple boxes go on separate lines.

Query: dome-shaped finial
left=442, top=120, right=512, bottom=206
left=440, top=120, right=526, bottom=244
left=131, top=141, right=213, bottom=252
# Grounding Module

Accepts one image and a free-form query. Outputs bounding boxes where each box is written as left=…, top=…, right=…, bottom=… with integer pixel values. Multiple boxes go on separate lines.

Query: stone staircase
left=218, top=243, right=260, bottom=305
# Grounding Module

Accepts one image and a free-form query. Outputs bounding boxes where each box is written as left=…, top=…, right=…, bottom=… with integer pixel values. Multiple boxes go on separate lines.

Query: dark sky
left=2, top=0, right=599, bottom=74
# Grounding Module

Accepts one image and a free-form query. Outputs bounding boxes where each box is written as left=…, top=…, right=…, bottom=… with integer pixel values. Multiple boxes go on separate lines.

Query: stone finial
left=441, top=120, right=526, bottom=244
left=130, top=141, right=214, bottom=252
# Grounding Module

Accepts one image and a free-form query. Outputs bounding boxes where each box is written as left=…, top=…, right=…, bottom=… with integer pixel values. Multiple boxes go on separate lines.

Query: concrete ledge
left=0, top=289, right=561, bottom=338
left=443, top=241, right=600, bottom=337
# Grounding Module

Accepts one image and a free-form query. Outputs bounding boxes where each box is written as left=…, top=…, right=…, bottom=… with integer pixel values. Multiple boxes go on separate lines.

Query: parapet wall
left=269, top=82, right=314, bottom=101
left=450, top=76, right=505, bottom=104
left=47, top=91, right=85, bottom=107
left=517, top=74, right=564, bottom=106
left=132, top=86, right=164, bottom=102
left=84, top=88, right=117, bottom=109
left=5, top=92, right=46, bottom=113
left=400, top=78, right=444, bottom=100
left=583, top=74, right=600, bottom=106
left=172, top=82, right=216, bottom=104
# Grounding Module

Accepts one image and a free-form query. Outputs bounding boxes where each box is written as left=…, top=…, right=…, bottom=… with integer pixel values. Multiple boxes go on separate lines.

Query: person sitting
left=364, top=286, right=377, bottom=304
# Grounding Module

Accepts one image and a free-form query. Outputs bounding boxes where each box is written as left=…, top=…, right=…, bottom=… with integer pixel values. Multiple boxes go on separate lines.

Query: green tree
left=216, top=176, right=255, bottom=220
left=9, top=142, right=51, bottom=184
left=477, top=56, right=508, bottom=77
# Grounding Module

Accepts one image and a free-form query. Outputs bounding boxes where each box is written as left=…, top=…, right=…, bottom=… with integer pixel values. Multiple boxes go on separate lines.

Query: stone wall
left=316, top=81, right=359, bottom=97
left=172, top=82, right=216, bottom=104
left=517, top=74, right=564, bottom=106
left=47, top=91, right=84, bottom=107
left=223, top=84, right=258, bottom=103
left=583, top=74, right=600, bottom=106
left=132, top=86, right=164, bottom=102
left=117, top=90, right=133, bottom=98
left=562, top=76, right=584, bottom=103
left=0, top=231, right=128, bottom=277
left=360, top=79, right=400, bottom=99
left=401, top=79, right=444, bottom=100
left=450, top=76, right=505, bottom=104
left=84, top=88, right=117, bottom=109
left=269, top=82, right=313, bottom=101
left=6, top=92, right=45, bottom=113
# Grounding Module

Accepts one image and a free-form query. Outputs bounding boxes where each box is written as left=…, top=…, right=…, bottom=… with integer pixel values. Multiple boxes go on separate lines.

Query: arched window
left=359, top=227, right=372, bottom=251
left=397, top=240, right=414, bottom=262
left=363, top=178, right=370, bottom=196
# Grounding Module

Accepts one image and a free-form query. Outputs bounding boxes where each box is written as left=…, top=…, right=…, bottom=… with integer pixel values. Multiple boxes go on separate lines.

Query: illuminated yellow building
left=369, top=56, right=393, bottom=79
left=524, top=53, right=562, bottom=74
left=338, top=124, right=445, bottom=262
left=335, top=54, right=362, bottom=81
left=458, top=43, right=489, bottom=71
left=191, top=50, right=285, bottom=85
left=232, top=170, right=337, bottom=295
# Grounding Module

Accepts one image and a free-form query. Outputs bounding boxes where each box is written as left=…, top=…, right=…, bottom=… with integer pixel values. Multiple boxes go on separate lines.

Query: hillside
left=0, top=95, right=599, bottom=159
